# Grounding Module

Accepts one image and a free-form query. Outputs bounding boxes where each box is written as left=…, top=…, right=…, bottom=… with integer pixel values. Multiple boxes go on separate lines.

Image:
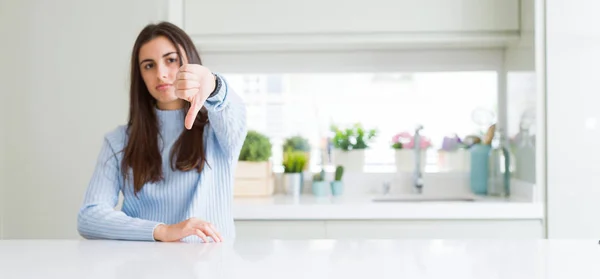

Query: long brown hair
left=122, top=22, right=209, bottom=195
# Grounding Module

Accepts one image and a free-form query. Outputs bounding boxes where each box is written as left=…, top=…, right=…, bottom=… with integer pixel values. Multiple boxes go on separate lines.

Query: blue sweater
left=77, top=75, right=247, bottom=242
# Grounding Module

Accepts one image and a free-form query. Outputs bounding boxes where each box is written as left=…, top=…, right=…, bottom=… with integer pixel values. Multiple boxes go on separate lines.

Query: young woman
left=77, top=22, right=247, bottom=243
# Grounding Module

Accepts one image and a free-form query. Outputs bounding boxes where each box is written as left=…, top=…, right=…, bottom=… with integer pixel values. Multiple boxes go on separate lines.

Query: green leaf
left=282, top=135, right=311, bottom=152
left=282, top=150, right=308, bottom=173
left=239, top=130, right=272, bottom=161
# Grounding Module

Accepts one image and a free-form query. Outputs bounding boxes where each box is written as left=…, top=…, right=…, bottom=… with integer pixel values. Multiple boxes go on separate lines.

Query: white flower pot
left=333, top=149, right=365, bottom=172
left=395, top=149, right=426, bottom=173
left=438, top=149, right=470, bottom=171
left=283, top=173, right=303, bottom=197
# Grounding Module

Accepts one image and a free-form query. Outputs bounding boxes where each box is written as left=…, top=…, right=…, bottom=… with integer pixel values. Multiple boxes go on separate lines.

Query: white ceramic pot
left=333, top=149, right=365, bottom=172
left=438, top=149, right=470, bottom=171
left=395, top=149, right=426, bottom=173
left=282, top=173, right=303, bottom=197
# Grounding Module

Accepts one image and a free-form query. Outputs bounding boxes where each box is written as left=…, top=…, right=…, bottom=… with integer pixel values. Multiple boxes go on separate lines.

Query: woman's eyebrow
left=139, top=52, right=178, bottom=65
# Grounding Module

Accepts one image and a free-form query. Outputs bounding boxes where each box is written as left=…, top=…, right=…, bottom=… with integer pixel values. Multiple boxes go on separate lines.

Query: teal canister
left=469, top=144, right=491, bottom=195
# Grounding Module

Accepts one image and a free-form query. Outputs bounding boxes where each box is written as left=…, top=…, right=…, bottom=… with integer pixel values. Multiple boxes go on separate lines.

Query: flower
left=391, top=131, right=431, bottom=149
left=441, top=134, right=462, bottom=151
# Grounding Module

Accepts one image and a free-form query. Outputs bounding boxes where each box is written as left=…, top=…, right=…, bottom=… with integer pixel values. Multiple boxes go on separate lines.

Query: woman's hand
left=174, top=63, right=217, bottom=130
left=153, top=218, right=223, bottom=243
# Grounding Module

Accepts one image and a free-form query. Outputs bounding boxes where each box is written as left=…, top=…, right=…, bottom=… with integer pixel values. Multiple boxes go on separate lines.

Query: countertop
left=1, top=239, right=598, bottom=278
left=232, top=194, right=544, bottom=220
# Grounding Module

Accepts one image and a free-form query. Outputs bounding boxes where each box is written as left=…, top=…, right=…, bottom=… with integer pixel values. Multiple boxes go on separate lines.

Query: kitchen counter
left=1, top=239, right=598, bottom=278
left=233, top=195, right=544, bottom=220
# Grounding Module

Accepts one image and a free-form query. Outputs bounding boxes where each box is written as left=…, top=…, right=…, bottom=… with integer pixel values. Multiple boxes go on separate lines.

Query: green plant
left=391, top=132, right=406, bottom=149
left=282, top=150, right=308, bottom=173
left=312, top=169, right=326, bottom=182
left=331, top=123, right=377, bottom=151
left=238, top=130, right=272, bottom=162
left=283, top=135, right=311, bottom=152
left=334, top=165, right=344, bottom=181
left=331, top=125, right=352, bottom=151
left=354, top=125, right=377, bottom=149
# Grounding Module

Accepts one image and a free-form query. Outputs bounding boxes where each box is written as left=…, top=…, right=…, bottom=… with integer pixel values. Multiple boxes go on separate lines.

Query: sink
left=372, top=194, right=479, bottom=202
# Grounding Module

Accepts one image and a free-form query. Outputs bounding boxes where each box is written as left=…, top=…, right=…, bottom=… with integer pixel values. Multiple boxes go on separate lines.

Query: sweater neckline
left=155, top=107, right=185, bottom=133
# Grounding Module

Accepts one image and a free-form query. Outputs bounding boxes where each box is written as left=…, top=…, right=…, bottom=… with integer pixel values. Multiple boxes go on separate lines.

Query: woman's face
left=138, top=35, right=186, bottom=110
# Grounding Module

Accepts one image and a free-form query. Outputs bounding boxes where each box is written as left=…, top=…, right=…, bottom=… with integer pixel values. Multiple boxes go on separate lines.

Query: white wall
left=0, top=0, right=15, bottom=239
left=546, top=0, right=600, bottom=237
left=0, top=4, right=4, bottom=235
left=1, top=0, right=168, bottom=239
left=0, top=111, right=4, bottom=239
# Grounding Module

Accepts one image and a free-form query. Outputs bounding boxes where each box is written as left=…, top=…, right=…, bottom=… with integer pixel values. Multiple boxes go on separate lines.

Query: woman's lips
left=156, top=84, right=172, bottom=91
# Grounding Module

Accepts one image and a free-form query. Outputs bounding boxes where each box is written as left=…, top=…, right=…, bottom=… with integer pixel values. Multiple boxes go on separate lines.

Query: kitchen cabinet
left=235, top=220, right=544, bottom=239
left=324, top=220, right=543, bottom=239
left=176, top=0, right=521, bottom=51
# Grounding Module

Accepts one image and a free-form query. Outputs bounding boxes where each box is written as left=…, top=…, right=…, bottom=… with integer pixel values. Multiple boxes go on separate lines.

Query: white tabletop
left=1, top=239, right=599, bottom=278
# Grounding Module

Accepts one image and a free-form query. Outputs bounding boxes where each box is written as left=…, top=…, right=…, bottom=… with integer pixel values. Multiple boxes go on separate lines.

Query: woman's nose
left=157, top=64, right=169, bottom=80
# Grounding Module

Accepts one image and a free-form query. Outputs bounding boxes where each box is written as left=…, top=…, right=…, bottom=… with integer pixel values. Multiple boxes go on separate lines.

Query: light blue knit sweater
left=77, top=74, right=247, bottom=242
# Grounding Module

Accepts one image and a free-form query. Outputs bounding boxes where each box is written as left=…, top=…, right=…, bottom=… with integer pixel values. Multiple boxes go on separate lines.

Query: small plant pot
left=333, top=149, right=365, bottom=172
left=283, top=173, right=303, bottom=197
left=312, top=181, right=329, bottom=197
left=395, top=149, right=426, bottom=172
left=330, top=181, right=344, bottom=196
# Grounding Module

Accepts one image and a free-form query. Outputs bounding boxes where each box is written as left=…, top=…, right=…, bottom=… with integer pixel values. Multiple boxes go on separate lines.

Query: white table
left=1, top=239, right=598, bottom=278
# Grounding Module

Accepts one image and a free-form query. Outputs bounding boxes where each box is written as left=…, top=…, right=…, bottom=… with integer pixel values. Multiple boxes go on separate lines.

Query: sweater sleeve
left=77, top=137, right=163, bottom=241
left=203, top=73, right=248, bottom=160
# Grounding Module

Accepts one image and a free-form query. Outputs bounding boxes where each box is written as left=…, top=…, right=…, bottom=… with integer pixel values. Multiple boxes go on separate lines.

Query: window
left=224, top=71, right=498, bottom=172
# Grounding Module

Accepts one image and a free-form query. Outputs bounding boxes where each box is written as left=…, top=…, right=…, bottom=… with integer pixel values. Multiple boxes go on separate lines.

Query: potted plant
left=282, top=149, right=308, bottom=197
left=234, top=130, right=274, bottom=196
left=282, top=135, right=311, bottom=171
left=331, top=165, right=344, bottom=196
left=437, top=134, right=470, bottom=172
left=311, top=169, right=328, bottom=196
left=391, top=131, right=430, bottom=172
left=331, top=123, right=377, bottom=172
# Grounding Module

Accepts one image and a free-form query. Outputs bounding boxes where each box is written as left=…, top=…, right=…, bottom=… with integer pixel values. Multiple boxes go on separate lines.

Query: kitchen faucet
left=413, top=125, right=424, bottom=194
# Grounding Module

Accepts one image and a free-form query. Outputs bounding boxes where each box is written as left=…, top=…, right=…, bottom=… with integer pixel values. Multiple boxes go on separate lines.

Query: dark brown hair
left=122, top=21, right=209, bottom=195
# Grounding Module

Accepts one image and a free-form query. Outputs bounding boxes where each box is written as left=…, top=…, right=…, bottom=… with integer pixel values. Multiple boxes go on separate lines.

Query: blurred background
left=0, top=0, right=599, bottom=240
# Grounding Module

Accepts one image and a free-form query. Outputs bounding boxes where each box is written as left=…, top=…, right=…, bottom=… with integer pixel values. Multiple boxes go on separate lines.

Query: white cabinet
left=184, top=0, right=519, bottom=35
left=235, top=220, right=544, bottom=239
left=325, top=220, right=544, bottom=239
left=177, top=0, right=521, bottom=51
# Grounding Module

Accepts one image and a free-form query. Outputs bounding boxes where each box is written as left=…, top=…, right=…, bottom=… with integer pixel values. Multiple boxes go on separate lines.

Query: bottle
left=487, top=129, right=513, bottom=197
left=469, top=143, right=491, bottom=195
left=514, top=124, right=536, bottom=183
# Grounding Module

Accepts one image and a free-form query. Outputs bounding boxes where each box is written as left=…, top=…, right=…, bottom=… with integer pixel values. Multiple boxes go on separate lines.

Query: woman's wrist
left=208, top=73, right=221, bottom=98
left=153, top=224, right=168, bottom=241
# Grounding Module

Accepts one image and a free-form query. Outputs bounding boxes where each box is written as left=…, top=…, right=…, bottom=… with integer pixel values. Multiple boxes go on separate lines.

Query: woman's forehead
left=139, top=36, right=178, bottom=57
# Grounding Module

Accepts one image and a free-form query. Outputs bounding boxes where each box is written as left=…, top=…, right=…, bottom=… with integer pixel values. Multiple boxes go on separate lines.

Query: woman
left=77, top=22, right=247, bottom=243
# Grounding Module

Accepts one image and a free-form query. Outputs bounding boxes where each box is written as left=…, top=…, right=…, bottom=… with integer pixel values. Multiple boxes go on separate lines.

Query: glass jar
left=487, top=129, right=513, bottom=197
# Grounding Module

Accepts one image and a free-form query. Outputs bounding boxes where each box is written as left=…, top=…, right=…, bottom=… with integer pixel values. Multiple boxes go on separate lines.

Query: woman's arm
left=203, top=73, right=248, bottom=160
left=77, top=137, right=163, bottom=241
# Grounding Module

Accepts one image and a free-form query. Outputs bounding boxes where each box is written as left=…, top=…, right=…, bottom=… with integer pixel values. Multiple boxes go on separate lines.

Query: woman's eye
left=168, top=58, right=177, bottom=63
left=144, top=63, right=154, bottom=70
